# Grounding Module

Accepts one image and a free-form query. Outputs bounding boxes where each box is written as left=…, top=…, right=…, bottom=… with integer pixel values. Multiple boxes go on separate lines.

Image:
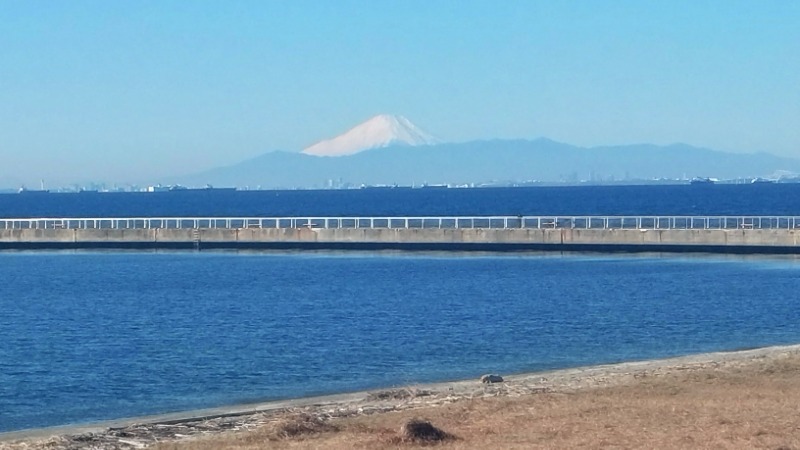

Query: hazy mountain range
left=176, top=115, right=800, bottom=189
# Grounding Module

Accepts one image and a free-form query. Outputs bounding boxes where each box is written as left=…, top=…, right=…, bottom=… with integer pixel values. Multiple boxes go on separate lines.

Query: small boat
left=18, top=186, right=50, bottom=194
left=202, top=184, right=237, bottom=191
left=690, top=177, right=717, bottom=185
left=19, top=180, right=50, bottom=194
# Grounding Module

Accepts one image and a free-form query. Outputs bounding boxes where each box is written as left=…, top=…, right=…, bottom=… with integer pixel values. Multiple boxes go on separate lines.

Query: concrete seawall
left=1, top=228, right=799, bottom=254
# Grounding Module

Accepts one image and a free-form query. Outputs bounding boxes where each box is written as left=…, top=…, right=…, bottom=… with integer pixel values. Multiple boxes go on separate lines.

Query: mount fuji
left=176, top=116, right=800, bottom=189
left=302, top=114, right=439, bottom=157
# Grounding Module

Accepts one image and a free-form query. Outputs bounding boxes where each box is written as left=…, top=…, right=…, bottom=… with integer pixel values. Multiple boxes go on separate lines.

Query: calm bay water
left=1, top=251, right=800, bottom=432
left=2, top=185, right=800, bottom=432
left=2, top=183, right=800, bottom=218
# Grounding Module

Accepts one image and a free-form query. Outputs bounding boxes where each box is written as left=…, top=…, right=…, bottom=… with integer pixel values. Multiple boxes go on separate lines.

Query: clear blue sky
left=1, top=1, right=798, bottom=185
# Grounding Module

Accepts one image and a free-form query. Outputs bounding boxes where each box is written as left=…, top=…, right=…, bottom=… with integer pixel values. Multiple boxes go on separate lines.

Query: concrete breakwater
left=1, top=227, right=799, bottom=254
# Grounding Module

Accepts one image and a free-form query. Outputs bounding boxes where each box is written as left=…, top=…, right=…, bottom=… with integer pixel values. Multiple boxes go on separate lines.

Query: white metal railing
left=1, top=216, right=799, bottom=231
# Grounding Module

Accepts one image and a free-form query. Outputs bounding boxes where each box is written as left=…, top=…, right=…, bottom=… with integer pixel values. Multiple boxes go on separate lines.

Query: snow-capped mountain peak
left=302, top=114, right=439, bottom=157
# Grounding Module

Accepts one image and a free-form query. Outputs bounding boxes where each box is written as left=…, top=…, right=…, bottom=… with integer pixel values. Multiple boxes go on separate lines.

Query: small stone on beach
left=481, top=374, right=504, bottom=384
left=399, top=418, right=452, bottom=442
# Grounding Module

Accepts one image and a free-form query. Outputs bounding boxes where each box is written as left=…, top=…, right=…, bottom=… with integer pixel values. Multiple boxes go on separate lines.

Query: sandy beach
left=3, top=344, right=800, bottom=449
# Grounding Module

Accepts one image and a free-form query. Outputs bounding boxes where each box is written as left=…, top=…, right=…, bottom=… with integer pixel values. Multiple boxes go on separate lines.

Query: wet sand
left=3, top=344, right=800, bottom=449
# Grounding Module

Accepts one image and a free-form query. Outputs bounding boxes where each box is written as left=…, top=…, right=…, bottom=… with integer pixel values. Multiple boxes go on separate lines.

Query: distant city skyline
left=1, top=1, right=798, bottom=186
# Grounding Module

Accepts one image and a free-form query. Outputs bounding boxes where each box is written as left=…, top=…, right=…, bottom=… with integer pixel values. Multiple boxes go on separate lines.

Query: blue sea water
left=2, top=185, right=800, bottom=433
left=2, top=183, right=800, bottom=218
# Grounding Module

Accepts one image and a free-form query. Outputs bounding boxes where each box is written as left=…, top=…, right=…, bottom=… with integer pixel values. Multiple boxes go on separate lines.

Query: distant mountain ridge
left=178, top=138, right=800, bottom=189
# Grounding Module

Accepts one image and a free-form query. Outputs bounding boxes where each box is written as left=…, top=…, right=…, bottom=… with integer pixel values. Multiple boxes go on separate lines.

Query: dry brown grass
left=152, top=354, right=800, bottom=450
left=396, top=418, right=455, bottom=444
left=264, top=413, right=339, bottom=440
